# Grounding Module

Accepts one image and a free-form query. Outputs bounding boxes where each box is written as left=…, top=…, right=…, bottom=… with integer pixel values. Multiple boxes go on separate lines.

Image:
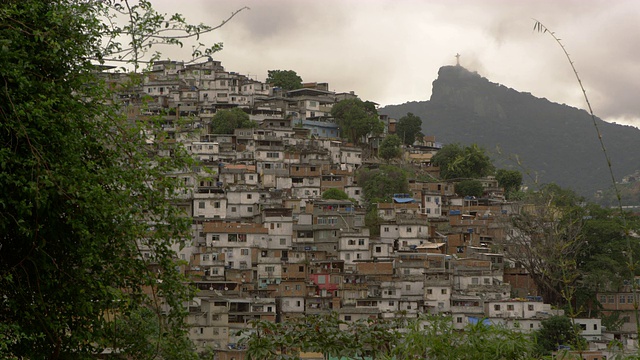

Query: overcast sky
left=150, top=0, right=640, bottom=128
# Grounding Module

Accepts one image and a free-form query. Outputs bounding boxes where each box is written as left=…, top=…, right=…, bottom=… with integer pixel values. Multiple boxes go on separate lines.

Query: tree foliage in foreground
left=238, top=313, right=536, bottom=360
left=0, top=0, right=242, bottom=357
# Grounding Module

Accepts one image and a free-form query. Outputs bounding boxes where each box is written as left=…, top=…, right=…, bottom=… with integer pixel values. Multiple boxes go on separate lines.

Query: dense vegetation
left=266, top=69, right=303, bottom=90
left=0, top=0, right=237, bottom=357
left=380, top=65, right=640, bottom=201
left=238, top=313, right=602, bottom=359
left=211, top=108, right=256, bottom=134
left=331, top=98, right=384, bottom=144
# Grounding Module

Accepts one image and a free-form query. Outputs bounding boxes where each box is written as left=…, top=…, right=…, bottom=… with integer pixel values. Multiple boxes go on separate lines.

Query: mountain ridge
left=380, top=65, right=640, bottom=200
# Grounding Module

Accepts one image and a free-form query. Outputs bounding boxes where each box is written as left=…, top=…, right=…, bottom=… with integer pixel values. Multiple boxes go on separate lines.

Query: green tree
left=496, top=168, right=523, bottom=198
left=0, top=0, right=244, bottom=357
left=455, top=179, right=484, bottom=197
left=239, top=314, right=535, bottom=360
left=365, top=208, right=383, bottom=236
left=322, top=188, right=349, bottom=200
left=534, top=316, right=586, bottom=357
left=331, top=98, right=383, bottom=144
left=357, top=165, right=409, bottom=208
left=431, top=143, right=495, bottom=180
left=379, top=134, right=403, bottom=160
left=396, top=112, right=423, bottom=145
left=266, top=69, right=303, bottom=90
left=210, top=107, right=256, bottom=134
left=500, top=185, right=587, bottom=306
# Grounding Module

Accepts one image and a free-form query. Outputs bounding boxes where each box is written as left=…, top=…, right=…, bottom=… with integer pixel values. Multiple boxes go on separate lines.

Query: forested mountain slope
left=381, top=65, right=640, bottom=199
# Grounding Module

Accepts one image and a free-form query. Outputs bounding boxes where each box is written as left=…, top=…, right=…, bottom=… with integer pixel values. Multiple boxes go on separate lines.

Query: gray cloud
left=150, top=0, right=640, bottom=127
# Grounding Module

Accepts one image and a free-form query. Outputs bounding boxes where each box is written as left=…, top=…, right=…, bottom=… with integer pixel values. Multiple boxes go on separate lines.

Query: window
left=507, top=304, right=514, bottom=311
left=228, top=234, right=237, bottom=242
left=472, top=278, right=479, bottom=285
left=247, top=194, right=252, bottom=199
left=344, top=315, right=352, bottom=321
left=214, top=201, right=220, bottom=208
left=609, top=295, right=615, bottom=303
left=280, top=238, right=286, bottom=245
left=375, top=246, right=382, bottom=253
left=199, top=201, right=205, bottom=209
left=441, top=289, right=447, bottom=295
left=211, top=235, right=220, bottom=241
left=620, top=295, right=626, bottom=304
left=389, top=301, right=395, bottom=306
left=427, top=289, right=433, bottom=295
left=295, top=285, right=301, bottom=290
left=265, top=266, right=275, bottom=273
left=348, top=239, right=356, bottom=245
left=406, top=227, right=412, bottom=233
left=457, top=317, right=463, bottom=323
left=241, top=249, right=249, bottom=255
left=266, top=152, right=279, bottom=158
left=384, top=227, right=389, bottom=232
left=494, top=305, right=501, bottom=311
left=406, top=285, right=411, bottom=291
left=358, top=239, right=365, bottom=245
left=231, top=206, right=237, bottom=212
left=629, top=295, right=634, bottom=303
left=299, top=266, right=304, bottom=272
left=484, top=278, right=491, bottom=284
left=599, top=295, right=607, bottom=303
left=528, top=304, right=534, bottom=311
left=403, top=269, right=410, bottom=275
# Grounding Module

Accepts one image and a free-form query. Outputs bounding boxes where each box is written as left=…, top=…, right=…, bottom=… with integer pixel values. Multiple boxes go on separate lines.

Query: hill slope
left=380, top=65, right=640, bottom=199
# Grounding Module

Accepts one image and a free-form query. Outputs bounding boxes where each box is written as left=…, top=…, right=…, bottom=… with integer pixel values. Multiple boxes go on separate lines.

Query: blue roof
left=393, top=197, right=415, bottom=204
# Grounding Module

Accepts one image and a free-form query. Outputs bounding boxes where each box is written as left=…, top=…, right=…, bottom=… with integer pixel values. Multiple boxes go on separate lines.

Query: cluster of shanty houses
left=104, top=59, right=634, bottom=359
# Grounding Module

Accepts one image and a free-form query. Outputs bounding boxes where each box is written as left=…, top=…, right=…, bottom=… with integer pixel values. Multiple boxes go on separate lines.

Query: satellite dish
left=224, top=287, right=229, bottom=291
